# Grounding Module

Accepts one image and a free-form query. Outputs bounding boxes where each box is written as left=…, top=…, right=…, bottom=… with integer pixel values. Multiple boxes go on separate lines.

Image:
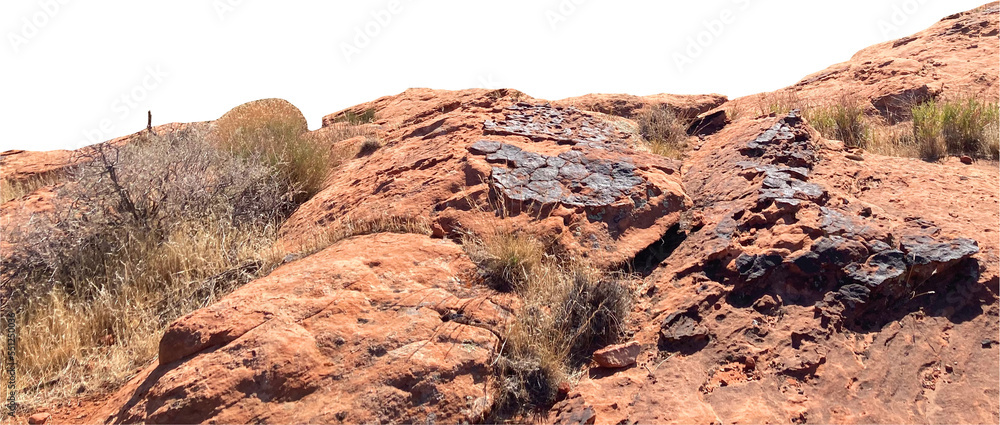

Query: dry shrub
left=462, top=228, right=633, bottom=419
left=635, top=105, right=689, bottom=159
left=0, top=129, right=294, bottom=412
left=213, top=98, right=330, bottom=199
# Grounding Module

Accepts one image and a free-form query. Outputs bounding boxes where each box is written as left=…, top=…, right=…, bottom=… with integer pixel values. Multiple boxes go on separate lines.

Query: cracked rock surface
left=13, top=6, right=999, bottom=423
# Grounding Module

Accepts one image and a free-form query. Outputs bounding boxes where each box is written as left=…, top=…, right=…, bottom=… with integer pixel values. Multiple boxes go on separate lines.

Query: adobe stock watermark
left=340, top=0, right=404, bottom=64
left=671, top=0, right=751, bottom=73
left=4, top=312, right=15, bottom=418
left=213, top=0, right=247, bottom=21
left=478, top=74, right=504, bottom=90
left=77, top=65, right=168, bottom=148
left=877, top=0, right=930, bottom=38
left=7, top=0, right=71, bottom=54
left=545, top=0, right=587, bottom=32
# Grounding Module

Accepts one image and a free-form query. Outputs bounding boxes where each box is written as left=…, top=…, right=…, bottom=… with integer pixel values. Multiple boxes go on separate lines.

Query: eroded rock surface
left=279, top=90, right=691, bottom=267
left=553, top=110, right=998, bottom=424
left=15, top=4, right=1000, bottom=424
left=91, top=233, right=504, bottom=424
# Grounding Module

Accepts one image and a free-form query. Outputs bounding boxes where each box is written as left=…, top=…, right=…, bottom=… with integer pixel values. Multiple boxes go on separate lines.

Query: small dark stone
left=812, top=236, right=870, bottom=267
left=660, top=312, right=710, bottom=344
left=845, top=250, right=907, bottom=289
left=791, top=251, right=822, bottom=275
left=736, top=253, right=783, bottom=281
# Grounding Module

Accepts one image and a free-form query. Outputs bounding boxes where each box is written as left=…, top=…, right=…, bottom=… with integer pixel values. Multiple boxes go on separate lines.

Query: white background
left=1, top=0, right=989, bottom=151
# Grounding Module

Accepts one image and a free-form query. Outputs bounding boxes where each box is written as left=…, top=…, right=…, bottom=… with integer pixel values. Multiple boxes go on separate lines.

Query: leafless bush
left=4, top=129, right=293, bottom=292
left=1, top=128, right=301, bottom=410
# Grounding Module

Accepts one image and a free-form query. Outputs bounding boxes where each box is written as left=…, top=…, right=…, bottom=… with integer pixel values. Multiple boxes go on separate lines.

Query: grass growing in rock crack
left=292, top=214, right=433, bottom=260
left=462, top=226, right=633, bottom=420
left=635, top=105, right=690, bottom=159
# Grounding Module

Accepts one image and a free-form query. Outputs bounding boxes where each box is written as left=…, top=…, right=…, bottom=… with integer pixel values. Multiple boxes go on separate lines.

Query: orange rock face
left=11, top=4, right=1000, bottom=425
left=89, top=233, right=504, bottom=424
left=281, top=88, right=693, bottom=268
left=554, top=92, right=727, bottom=119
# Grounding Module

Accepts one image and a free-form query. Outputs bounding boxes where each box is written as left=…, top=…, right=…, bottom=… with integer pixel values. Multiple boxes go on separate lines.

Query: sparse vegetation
left=212, top=98, right=331, bottom=199
left=805, top=98, right=870, bottom=148
left=911, top=97, right=999, bottom=160
left=462, top=225, right=633, bottom=420
left=292, top=214, right=432, bottom=259
left=0, top=126, right=304, bottom=412
left=866, top=123, right=917, bottom=157
left=0, top=172, right=64, bottom=204
left=635, top=105, right=689, bottom=159
left=333, top=107, right=377, bottom=125
left=356, top=135, right=383, bottom=157
left=752, top=90, right=802, bottom=117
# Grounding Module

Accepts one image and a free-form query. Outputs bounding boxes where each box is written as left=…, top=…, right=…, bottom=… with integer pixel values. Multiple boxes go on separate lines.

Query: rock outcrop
left=550, top=109, right=998, bottom=424
left=93, top=233, right=504, bottom=424
left=6, top=4, right=998, bottom=424
left=279, top=89, right=691, bottom=268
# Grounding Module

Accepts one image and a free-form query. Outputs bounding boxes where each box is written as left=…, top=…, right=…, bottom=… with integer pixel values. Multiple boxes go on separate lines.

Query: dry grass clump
left=331, top=107, right=377, bottom=125
left=752, top=90, right=803, bottom=117
left=0, top=172, right=64, bottom=204
left=463, top=228, right=545, bottom=292
left=356, top=135, right=383, bottom=157
left=911, top=97, right=999, bottom=160
left=804, top=98, right=870, bottom=148
left=635, top=105, right=689, bottom=159
left=293, top=214, right=432, bottom=259
left=0, top=129, right=296, bottom=412
left=866, top=123, right=917, bottom=157
left=462, top=227, right=633, bottom=419
left=213, top=98, right=331, bottom=199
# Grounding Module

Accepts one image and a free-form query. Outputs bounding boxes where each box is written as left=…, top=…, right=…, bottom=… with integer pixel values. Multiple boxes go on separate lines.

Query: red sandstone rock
left=592, top=341, right=640, bottom=368
left=554, top=92, right=727, bottom=119
left=27, top=412, right=50, bottom=424
left=280, top=88, right=692, bottom=268
left=13, top=4, right=1000, bottom=425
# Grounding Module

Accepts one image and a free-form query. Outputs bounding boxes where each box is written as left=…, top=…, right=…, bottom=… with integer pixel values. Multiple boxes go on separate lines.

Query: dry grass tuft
left=293, top=214, right=433, bottom=259
left=212, top=98, right=331, bottom=199
left=635, top=105, right=689, bottom=159
left=0, top=129, right=296, bottom=413
left=461, top=226, right=633, bottom=420
left=751, top=90, right=803, bottom=117
left=463, top=227, right=546, bottom=292
left=0, top=172, right=64, bottom=204
left=356, top=135, right=383, bottom=157
left=804, top=98, right=870, bottom=148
